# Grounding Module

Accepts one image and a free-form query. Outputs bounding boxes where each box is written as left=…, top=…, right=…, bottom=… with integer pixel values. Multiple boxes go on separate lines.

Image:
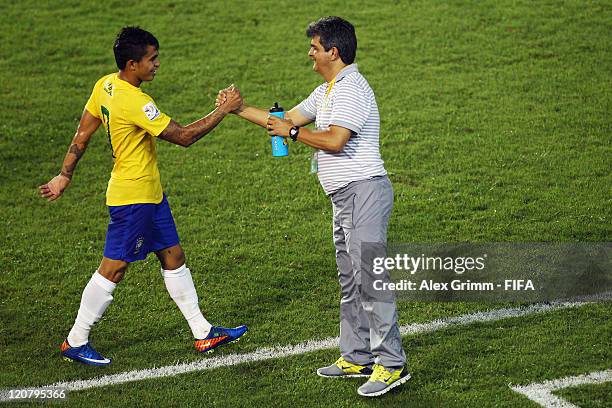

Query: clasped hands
left=216, top=85, right=295, bottom=137
left=215, top=84, right=243, bottom=114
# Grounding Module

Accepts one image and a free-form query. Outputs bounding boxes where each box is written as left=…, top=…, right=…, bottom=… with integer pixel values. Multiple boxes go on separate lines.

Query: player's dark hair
left=306, top=16, right=357, bottom=65
left=113, top=26, right=159, bottom=70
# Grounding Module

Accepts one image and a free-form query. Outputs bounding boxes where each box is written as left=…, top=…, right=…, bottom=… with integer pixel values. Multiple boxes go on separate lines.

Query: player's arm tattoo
left=55, top=109, right=99, bottom=180
left=159, top=109, right=228, bottom=147
left=60, top=141, right=88, bottom=179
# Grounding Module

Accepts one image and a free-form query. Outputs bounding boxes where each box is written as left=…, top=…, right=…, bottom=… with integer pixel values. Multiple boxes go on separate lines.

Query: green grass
left=557, top=382, right=612, bottom=408
left=0, top=0, right=610, bottom=406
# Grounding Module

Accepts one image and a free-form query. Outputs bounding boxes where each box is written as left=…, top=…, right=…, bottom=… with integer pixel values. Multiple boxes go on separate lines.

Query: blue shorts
left=103, top=194, right=180, bottom=262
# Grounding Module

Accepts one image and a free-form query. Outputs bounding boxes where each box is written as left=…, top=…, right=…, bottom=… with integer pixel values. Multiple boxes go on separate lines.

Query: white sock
left=67, top=271, right=116, bottom=347
left=163, top=264, right=212, bottom=339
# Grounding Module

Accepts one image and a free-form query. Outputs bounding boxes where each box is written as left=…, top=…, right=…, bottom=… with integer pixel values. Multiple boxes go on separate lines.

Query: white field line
left=511, top=369, right=612, bottom=408
left=0, top=300, right=594, bottom=400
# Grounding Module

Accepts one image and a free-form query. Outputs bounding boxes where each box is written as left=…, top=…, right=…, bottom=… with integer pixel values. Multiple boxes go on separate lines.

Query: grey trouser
left=331, top=175, right=406, bottom=369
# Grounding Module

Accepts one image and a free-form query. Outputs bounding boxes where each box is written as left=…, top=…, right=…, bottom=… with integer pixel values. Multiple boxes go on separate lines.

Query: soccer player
left=38, top=26, right=247, bottom=367
left=217, top=17, right=409, bottom=397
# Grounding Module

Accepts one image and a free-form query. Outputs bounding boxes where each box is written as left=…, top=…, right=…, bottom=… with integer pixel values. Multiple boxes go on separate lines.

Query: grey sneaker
left=317, top=356, right=374, bottom=378
left=357, top=364, right=411, bottom=397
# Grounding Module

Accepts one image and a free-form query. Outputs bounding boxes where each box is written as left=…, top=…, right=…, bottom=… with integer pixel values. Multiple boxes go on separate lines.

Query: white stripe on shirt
left=296, top=64, right=386, bottom=195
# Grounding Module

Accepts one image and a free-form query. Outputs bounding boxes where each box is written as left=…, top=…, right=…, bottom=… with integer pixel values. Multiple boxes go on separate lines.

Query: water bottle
left=269, top=102, right=289, bottom=157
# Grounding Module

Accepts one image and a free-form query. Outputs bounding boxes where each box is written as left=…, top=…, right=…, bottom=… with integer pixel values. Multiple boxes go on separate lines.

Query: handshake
left=213, top=84, right=296, bottom=145
left=215, top=85, right=243, bottom=114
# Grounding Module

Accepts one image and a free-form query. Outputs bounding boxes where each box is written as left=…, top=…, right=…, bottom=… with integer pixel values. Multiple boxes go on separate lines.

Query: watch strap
left=289, top=126, right=300, bottom=142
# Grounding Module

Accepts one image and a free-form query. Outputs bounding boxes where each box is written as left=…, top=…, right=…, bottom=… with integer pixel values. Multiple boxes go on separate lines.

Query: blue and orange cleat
left=60, top=340, right=111, bottom=366
left=194, top=325, right=248, bottom=354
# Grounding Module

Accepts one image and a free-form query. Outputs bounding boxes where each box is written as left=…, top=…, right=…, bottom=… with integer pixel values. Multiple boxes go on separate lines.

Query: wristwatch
left=289, top=126, right=300, bottom=142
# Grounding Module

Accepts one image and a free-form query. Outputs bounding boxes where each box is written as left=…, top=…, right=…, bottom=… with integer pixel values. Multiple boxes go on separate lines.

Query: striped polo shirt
left=297, top=64, right=386, bottom=195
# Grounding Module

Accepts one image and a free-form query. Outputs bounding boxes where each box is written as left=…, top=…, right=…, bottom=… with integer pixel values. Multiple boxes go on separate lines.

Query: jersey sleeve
left=84, top=78, right=103, bottom=119
left=295, top=85, right=321, bottom=121
left=329, top=83, right=370, bottom=134
left=123, top=93, right=172, bottom=137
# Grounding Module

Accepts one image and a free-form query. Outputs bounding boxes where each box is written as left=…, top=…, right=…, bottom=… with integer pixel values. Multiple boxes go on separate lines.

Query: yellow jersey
left=85, top=73, right=171, bottom=206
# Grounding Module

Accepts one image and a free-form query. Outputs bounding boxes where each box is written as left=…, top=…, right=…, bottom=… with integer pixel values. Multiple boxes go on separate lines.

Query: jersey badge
left=103, top=81, right=113, bottom=96
left=142, top=102, right=161, bottom=121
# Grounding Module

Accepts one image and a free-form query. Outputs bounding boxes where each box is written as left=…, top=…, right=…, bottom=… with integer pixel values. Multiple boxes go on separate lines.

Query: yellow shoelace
left=370, top=364, right=392, bottom=382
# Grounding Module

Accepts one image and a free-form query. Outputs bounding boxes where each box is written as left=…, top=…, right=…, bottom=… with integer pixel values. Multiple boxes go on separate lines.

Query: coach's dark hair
left=306, top=16, right=357, bottom=65
left=113, top=26, right=159, bottom=70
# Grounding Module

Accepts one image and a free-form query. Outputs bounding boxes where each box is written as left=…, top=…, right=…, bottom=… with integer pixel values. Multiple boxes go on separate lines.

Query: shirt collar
left=334, top=64, right=359, bottom=82
left=114, top=72, right=141, bottom=91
